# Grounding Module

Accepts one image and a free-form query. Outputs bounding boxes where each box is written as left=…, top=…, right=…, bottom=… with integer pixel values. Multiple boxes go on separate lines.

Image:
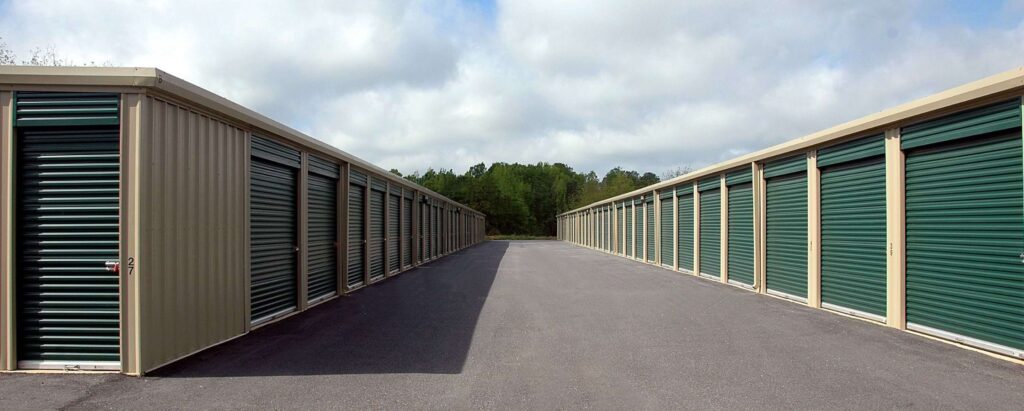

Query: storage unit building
left=0, top=67, right=485, bottom=375
left=558, top=67, right=1024, bottom=361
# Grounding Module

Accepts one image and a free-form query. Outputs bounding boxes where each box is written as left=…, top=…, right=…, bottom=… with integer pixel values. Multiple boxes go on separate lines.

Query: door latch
left=105, top=261, right=120, bottom=273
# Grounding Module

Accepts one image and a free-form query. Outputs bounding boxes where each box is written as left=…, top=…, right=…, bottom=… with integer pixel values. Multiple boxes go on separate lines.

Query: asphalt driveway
left=0, top=240, right=1021, bottom=410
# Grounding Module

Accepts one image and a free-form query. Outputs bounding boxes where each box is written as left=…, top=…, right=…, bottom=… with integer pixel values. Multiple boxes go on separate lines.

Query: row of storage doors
left=565, top=99, right=1023, bottom=359
left=253, top=136, right=474, bottom=325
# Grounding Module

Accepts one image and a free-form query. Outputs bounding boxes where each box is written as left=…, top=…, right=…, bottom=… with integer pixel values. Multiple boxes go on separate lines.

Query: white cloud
left=1, top=0, right=1022, bottom=175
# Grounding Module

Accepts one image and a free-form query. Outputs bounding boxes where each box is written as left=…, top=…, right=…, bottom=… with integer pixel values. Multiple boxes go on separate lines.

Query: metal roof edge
left=559, top=66, right=1024, bottom=216
left=0, top=66, right=481, bottom=216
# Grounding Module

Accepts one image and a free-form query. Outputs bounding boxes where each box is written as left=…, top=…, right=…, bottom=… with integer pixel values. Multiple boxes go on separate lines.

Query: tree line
left=396, top=163, right=688, bottom=236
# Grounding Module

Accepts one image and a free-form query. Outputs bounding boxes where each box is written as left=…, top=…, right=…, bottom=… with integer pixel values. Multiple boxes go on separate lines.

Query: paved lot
left=1, top=240, right=1022, bottom=410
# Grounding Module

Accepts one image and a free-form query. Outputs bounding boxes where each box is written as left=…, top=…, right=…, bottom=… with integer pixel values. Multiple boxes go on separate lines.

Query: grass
left=487, top=234, right=557, bottom=241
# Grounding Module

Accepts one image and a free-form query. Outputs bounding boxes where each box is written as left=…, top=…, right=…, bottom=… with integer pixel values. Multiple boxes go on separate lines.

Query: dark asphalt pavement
left=1, top=240, right=1022, bottom=410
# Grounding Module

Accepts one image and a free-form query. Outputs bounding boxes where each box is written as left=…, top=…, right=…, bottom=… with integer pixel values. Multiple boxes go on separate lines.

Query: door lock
left=105, top=261, right=120, bottom=273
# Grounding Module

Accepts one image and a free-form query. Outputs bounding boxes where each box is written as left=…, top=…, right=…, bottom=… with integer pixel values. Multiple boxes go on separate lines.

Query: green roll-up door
left=677, top=190, right=694, bottom=271
left=625, top=204, right=634, bottom=257
left=347, top=171, right=366, bottom=289
left=765, top=155, right=808, bottom=299
left=646, top=198, right=655, bottom=262
left=419, top=201, right=427, bottom=261
left=307, top=172, right=338, bottom=302
left=369, top=181, right=386, bottom=281
left=905, top=126, right=1023, bottom=354
left=660, top=196, right=674, bottom=266
left=388, top=192, right=400, bottom=273
left=250, top=135, right=300, bottom=323
left=819, top=135, right=886, bottom=318
left=431, top=205, right=439, bottom=258
left=699, top=187, right=721, bottom=277
left=249, top=156, right=298, bottom=323
left=14, top=92, right=119, bottom=127
left=16, top=127, right=120, bottom=367
left=727, top=182, right=754, bottom=286
left=403, top=196, right=413, bottom=268
left=616, top=205, right=624, bottom=253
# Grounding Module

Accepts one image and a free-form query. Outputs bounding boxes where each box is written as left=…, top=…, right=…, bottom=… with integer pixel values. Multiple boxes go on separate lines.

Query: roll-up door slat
left=347, top=183, right=365, bottom=288
left=17, top=127, right=120, bottom=365
left=250, top=158, right=297, bottom=322
left=660, top=198, right=673, bottom=264
left=906, top=132, right=1024, bottom=352
left=15, top=92, right=119, bottom=127
left=307, top=173, right=337, bottom=301
left=820, top=157, right=886, bottom=317
left=766, top=173, right=807, bottom=298
left=678, top=193, right=694, bottom=271
left=700, top=188, right=721, bottom=277
left=369, top=187, right=385, bottom=280
left=727, top=183, right=754, bottom=285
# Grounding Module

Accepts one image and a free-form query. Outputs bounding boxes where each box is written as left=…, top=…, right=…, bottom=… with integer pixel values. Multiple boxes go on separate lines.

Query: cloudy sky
left=2, top=0, right=1023, bottom=177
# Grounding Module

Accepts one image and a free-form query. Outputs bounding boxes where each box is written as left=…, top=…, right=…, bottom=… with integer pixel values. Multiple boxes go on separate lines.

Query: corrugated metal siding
left=249, top=157, right=297, bottom=323
left=347, top=174, right=366, bottom=288
left=646, top=199, right=655, bottom=262
left=660, top=197, right=673, bottom=265
left=905, top=132, right=1024, bottom=351
left=307, top=173, right=337, bottom=301
left=369, top=186, right=385, bottom=280
left=727, top=182, right=754, bottom=286
left=138, top=97, right=247, bottom=373
left=677, top=193, right=694, bottom=271
left=765, top=173, right=807, bottom=298
left=16, top=127, right=120, bottom=364
left=388, top=192, right=400, bottom=273
left=820, top=157, right=886, bottom=317
left=403, top=197, right=412, bottom=267
left=14, top=92, right=119, bottom=127
left=699, top=188, right=721, bottom=277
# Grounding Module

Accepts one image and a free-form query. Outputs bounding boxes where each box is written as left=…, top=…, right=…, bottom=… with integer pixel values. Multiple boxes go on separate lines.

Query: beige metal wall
left=0, top=91, right=11, bottom=371
left=137, top=96, right=249, bottom=373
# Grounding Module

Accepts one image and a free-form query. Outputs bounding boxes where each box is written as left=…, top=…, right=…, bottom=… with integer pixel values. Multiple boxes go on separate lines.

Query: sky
left=1, top=0, right=1023, bottom=177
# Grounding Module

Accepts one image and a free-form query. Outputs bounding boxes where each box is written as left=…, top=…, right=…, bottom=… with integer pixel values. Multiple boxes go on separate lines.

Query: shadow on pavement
left=150, top=241, right=509, bottom=377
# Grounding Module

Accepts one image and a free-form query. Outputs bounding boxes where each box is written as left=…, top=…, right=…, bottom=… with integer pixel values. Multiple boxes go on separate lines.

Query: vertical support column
left=243, top=133, right=253, bottom=330
left=885, top=128, right=906, bottom=329
left=693, top=182, right=701, bottom=276
left=119, top=93, right=144, bottom=375
left=755, top=162, right=767, bottom=293
left=337, top=163, right=349, bottom=294
left=673, top=190, right=679, bottom=271
left=297, top=153, right=309, bottom=310
left=0, top=91, right=12, bottom=371
left=807, top=150, right=821, bottom=308
left=720, top=175, right=728, bottom=283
